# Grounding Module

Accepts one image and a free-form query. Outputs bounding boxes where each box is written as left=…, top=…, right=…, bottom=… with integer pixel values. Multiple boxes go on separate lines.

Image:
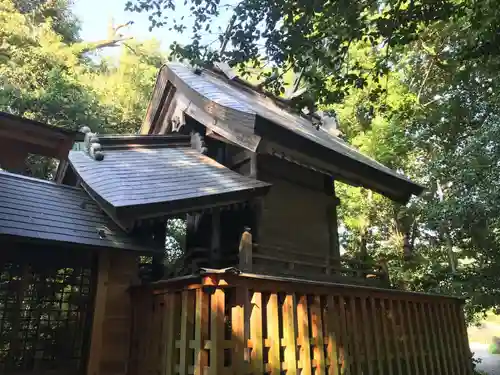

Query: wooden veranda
left=128, top=271, right=473, bottom=375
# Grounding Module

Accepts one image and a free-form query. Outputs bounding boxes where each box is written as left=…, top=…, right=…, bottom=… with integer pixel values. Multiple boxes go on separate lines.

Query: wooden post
left=163, top=293, right=178, bottom=375
left=380, top=299, right=394, bottom=375
left=87, top=251, right=110, bottom=375
left=232, top=288, right=246, bottom=374
left=194, top=289, right=209, bottom=375
left=310, top=296, right=326, bottom=374
left=250, top=291, right=264, bottom=374
left=297, top=295, right=312, bottom=375
left=283, top=294, right=298, bottom=375
left=267, top=293, right=280, bottom=375
left=370, top=297, right=386, bottom=375
left=239, top=228, right=253, bottom=271
left=325, top=296, right=339, bottom=375
left=326, top=179, right=341, bottom=273
left=210, top=288, right=225, bottom=375
left=211, top=208, right=221, bottom=267
left=179, top=291, right=194, bottom=375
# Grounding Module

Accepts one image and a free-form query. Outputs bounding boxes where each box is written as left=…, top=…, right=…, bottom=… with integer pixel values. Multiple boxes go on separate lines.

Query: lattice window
left=0, top=252, right=96, bottom=374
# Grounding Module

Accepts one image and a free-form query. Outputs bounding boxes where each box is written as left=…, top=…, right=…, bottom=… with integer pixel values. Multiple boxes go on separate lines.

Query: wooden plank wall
left=129, top=280, right=473, bottom=375
left=87, top=251, right=139, bottom=375
left=257, top=174, right=331, bottom=259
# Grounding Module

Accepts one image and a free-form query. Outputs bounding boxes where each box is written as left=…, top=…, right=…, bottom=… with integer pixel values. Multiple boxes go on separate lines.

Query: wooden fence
left=129, top=272, right=472, bottom=375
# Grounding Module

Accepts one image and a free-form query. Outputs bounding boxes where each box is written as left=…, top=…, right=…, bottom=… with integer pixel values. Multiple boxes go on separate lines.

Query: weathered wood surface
left=0, top=110, right=80, bottom=160
left=129, top=273, right=472, bottom=375
left=88, top=251, right=140, bottom=375
left=257, top=173, right=331, bottom=258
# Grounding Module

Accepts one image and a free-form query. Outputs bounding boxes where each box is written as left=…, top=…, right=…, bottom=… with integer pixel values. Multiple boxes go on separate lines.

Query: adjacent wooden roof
left=141, top=63, right=424, bottom=203
left=0, top=171, right=159, bottom=253
left=0, top=111, right=84, bottom=159
left=69, top=134, right=271, bottom=220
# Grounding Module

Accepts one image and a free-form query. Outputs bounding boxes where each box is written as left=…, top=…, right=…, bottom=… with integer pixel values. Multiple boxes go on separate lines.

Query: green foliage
left=127, top=0, right=462, bottom=105
left=0, top=0, right=165, bottom=174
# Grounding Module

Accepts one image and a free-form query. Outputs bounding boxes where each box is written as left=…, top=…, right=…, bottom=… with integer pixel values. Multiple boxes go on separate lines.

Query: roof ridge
left=79, top=130, right=192, bottom=161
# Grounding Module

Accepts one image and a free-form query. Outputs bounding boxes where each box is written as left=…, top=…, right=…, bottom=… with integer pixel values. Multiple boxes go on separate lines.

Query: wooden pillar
left=210, top=208, right=221, bottom=266
left=326, top=177, right=341, bottom=272
left=87, top=251, right=110, bottom=375
left=239, top=228, right=253, bottom=271
left=152, top=222, right=167, bottom=268
left=87, top=251, right=139, bottom=375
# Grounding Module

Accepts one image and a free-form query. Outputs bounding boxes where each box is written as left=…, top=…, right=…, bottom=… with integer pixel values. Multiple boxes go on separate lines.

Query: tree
left=0, top=0, right=165, bottom=172
left=126, top=0, right=461, bottom=104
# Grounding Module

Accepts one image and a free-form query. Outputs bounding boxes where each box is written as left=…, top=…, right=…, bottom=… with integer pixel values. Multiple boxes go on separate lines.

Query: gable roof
left=141, top=63, right=424, bottom=203
left=0, top=171, right=160, bottom=253
left=69, top=134, right=271, bottom=222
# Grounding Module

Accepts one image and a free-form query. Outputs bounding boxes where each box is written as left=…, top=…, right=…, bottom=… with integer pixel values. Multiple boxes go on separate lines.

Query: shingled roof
left=0, top=171, right=160, bottom=253
left=69, top=134, right=271, bottom=221
left=141, top=63, right=424, bottom=203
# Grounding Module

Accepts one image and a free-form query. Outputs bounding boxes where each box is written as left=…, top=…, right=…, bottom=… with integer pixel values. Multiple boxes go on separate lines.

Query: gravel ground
left=471, top=343, right=500, bottom=375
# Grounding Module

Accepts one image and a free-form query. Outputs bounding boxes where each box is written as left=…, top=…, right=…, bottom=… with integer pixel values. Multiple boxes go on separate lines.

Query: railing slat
left=337, top=295, right=352, bottom=373
left=397, top=299, right=411, bottom=374
left=194, top=289, right=209, bottom=375
left=405, top=301, right=420, bottom=375
left=369, top=297, right=385, bottom=374
left=250, top=291, right=264, bottom=374
left=360, top=296, right=375, bottom=374
left=311, top=296, right=326, bottom=375
left=283, top=294, right=298, bottom=375
left=412, top=301, right=428, bottom=375
left=298, top=295, right=312, bottom=375
left=437, top=303, right=452, bottom=375
left=426, top=302, right=443, bottom=374
left=325, top=295, right=339, bottom=375
left=163, top=293, right=178, bottom=375
left=348, top=297, right=363, bottom=374
left=210, top=288, right=225, bottom=375
left=380, top=299, right=394, bottom=375
left=179, top=291, right=194, bottom=375
left=443, top=302, right=460, bottom=375
left=267, top=293, right=281, bottom=375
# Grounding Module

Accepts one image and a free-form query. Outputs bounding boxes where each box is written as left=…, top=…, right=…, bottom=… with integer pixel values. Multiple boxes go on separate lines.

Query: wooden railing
left=129, top=271, right=473, bottom=375
left=238, top=232, right=388, bottom=286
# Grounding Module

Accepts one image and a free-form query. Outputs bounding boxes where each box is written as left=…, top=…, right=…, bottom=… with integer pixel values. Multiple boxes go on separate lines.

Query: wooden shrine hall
left=0, top=61, right=474, bottom=375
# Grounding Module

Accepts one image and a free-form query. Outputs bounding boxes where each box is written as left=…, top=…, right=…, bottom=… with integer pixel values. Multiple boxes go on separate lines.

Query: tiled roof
left=69, top=134, right=271, bottom=219
left=0, top=171, right=160, bottom=253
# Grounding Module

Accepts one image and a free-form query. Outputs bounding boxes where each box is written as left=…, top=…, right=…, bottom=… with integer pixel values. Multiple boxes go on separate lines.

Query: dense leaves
left=0, top=0, right=164, bottom=133
left=126, top=0, right=464, bottom=104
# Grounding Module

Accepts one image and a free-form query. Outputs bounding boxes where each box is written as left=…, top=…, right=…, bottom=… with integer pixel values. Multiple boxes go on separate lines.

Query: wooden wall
left=256, top=155, right=335, bottom=266
left=129, top=274, right=473, bottom=375
left=87, top=250, right=139, bottom=375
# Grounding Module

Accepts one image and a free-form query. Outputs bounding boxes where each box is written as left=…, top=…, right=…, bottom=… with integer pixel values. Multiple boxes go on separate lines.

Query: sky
left=72, top=0, right=232, bottom=55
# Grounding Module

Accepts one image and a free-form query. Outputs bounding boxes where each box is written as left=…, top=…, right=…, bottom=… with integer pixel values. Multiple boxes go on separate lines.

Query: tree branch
left=76, top=37, right=133, bottom=56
